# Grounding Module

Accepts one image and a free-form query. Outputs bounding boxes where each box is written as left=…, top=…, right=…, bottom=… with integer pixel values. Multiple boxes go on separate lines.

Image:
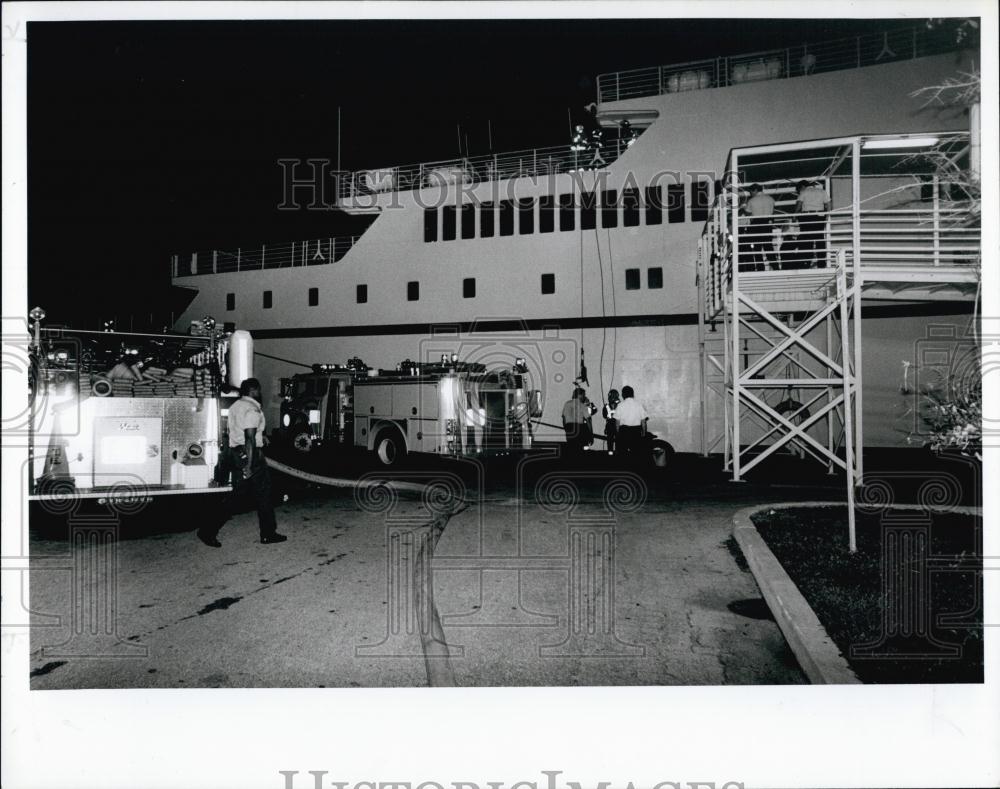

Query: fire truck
left=25, top=308, right=250, bottom=504
left=277, top=355, right=544, bottom=466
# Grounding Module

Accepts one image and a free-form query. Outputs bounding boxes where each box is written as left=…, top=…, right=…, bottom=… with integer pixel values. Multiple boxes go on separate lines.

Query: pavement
left=26, top=456, right=836, bottom=688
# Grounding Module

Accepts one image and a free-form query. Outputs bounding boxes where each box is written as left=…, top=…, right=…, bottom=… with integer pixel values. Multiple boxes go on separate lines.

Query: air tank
left=227, top=329, right=253, bottom=388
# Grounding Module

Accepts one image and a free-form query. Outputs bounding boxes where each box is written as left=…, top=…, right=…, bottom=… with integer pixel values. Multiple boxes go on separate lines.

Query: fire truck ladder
left=697, top=132, right=980, bottom=549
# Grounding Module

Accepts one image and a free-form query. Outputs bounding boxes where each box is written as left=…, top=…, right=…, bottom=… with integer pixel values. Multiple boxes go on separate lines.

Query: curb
left=732, top=500, right=983, bottom=685
left=733, top=502, right=860, bottom=685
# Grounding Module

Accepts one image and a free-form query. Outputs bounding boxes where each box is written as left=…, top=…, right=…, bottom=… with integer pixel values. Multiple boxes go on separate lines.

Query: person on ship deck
left=795, top=180, right=832, bottom=267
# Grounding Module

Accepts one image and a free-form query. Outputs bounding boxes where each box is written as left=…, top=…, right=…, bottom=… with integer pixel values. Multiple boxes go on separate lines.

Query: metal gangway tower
left=696, top=132, right=980, bottom=548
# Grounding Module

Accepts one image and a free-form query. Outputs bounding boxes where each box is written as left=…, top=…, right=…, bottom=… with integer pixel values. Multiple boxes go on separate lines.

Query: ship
left=170, top=23, right=981, bottom=460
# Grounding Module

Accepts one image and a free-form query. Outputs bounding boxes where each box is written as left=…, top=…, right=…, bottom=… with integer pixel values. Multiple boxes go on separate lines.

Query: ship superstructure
left=171, top=24, right=979, bottom=455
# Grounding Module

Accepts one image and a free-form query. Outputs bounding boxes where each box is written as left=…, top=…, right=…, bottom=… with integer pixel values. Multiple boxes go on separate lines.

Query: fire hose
left=265, top=456, right=461, bottom=686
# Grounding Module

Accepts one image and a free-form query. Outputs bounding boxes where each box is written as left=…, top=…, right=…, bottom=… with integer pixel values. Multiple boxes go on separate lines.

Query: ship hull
left=172, top=50, right=978, bottom=453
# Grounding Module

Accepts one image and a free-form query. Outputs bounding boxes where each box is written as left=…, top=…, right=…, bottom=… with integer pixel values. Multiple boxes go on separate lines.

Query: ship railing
left=337, top=136, right=641, bottom=199
left=171, top=235, right=361, bottom=278
left=699, top=201, right=980, bottom=320
left=598, top=23, right=964, bottom=103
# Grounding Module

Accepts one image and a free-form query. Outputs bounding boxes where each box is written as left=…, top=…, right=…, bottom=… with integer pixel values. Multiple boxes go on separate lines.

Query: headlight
left=282, top=413, right=291, bottom=427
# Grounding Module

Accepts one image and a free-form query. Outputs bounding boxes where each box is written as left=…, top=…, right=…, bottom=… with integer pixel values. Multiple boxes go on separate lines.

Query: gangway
left=696, top=131, right=980, bottom=549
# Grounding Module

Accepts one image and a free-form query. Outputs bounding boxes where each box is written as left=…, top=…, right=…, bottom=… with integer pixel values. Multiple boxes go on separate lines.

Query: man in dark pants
left=602, top=388, right=621, bottom=455
left=614, top=385, right=648, bottom=464
left=197, top=377, right=287, bottom=547
left=561, top=387, right=593, bottom=457
left=744, top=183, right=776, bottom=270
left=795, top=180, right=831, bottom=266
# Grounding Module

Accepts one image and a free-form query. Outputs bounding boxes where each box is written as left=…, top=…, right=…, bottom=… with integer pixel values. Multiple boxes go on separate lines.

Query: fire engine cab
left=278, top=356, right=543, bottom=466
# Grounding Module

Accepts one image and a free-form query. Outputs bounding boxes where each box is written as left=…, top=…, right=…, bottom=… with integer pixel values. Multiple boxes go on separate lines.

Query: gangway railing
left=826, top=208, right=980, bottom=267
left=336, top=135, right=641, bottom=199
left=172, top=235, right=362, bottom=278
left=598, top=23, right=966, bottom=103
left=698, top=192, right=980, bottom=321
left=173, top=134, right=645, bottom=275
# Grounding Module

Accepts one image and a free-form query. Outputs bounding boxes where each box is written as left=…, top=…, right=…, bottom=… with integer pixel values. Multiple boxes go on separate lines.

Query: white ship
left=170, top=24, right=980, bottom=458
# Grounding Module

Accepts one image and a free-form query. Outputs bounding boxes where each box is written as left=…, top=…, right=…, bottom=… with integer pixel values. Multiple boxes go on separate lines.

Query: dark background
left=26, top=17, right=917, bottom=327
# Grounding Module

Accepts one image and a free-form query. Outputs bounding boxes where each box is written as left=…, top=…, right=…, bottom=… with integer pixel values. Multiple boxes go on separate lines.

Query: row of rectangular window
left=425, top=182, right=714, bottom=242
left=223, top=267, right=665, bottom=312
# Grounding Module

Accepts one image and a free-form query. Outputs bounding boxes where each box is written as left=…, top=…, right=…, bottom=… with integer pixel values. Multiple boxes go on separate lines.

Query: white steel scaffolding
left=696, top=132, right=980, bottom=549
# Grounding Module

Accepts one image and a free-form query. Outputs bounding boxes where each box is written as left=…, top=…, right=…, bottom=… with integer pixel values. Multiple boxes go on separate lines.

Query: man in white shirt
left=795, top=180, right=832, bottom=266
left=615, top=385, right=647, bottom=463
left=743, top=183, right=776, bottom=270
left=197, top=377, right=287, bottom=547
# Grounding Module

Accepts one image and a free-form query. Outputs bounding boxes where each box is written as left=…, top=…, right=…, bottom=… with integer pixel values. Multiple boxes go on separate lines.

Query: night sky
left=26, top=16, right=919, bottom=327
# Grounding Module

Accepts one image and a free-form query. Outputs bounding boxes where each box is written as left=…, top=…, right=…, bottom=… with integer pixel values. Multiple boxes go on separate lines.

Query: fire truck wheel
left=650, top=439, right=674, bottom=470
left=292, top=432, right=314, bottom=453
left=374, top=429, right=406, bottom=467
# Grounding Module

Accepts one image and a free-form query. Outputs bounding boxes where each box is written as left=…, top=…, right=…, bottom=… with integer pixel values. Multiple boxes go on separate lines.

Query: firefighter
left=588, top=126, right=607, bottom=169
left=615, top=385, right=648, bottom=464
left=562, top=387, right=594, bottom=457
left=570, top=124, right=588, bottom=170
left=602, top=388, right=621, bottom=455
left=620, top=119, right=638, bottom=148
left=197, top=377, right=287, bottom=547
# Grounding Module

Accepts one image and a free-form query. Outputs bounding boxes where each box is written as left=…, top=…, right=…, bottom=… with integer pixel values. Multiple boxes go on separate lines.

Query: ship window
left=625, top=268, right=641, bottom=290
left=580, top=191, right=596, bottom=230
left=559, top=193, right=575, bottom=231
left=263, top=290, right=273, bottom=309
left=645, top=185, right=663, bottom=225
left=691, top=178, right=712, bottom=222
left=539, top=195, right=555, bottom=233
left=602, top=189, right=619, bottom=228
left=226, top=293, right=235, bottom=311
left=541, top=273, right=555, bottom=295
left=463, top=277, right=476, bottom=298
left=647, top=267, right=663, bottom=289
left=623, top=188, right=641, bottom=227
left=356, top=284, right=368, bottom=304
left=519, top=198, right=535, bottom=235
left=424, top=208, right=438, bottom=242
left=407, top=281, right=420, bottom=301
left=667, top=184, right=685, bottom=223
left=480, top=202, right=495, bottom=237
left=442, top=205, right=457, bottom=241
left=308, top=287, right=319, bottom=306
left=461, top=204, right=475, bottom=239
left=499, top=200, right=515, bottom=236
